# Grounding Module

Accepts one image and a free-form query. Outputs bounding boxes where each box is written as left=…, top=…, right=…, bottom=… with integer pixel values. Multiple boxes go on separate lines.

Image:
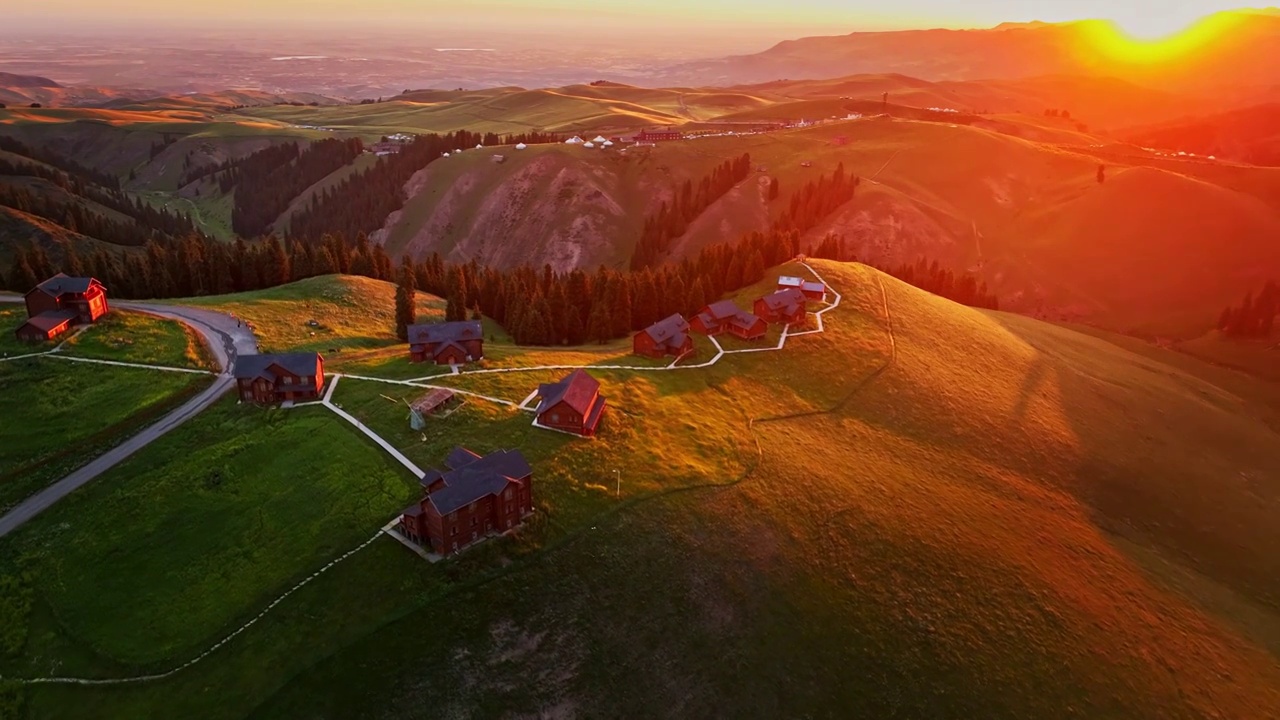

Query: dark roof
left=536, top=369, right=601, bottom=415
left=426, top=448, right=532, bottom=515
left=21, top=309, right=78, bottom=332
left=759, top=288, right=805, bottom=312
left=401, top=503, right=425, bottom=518
left=728, top=311, right=765, bottom=331
left=445, top=446, right=481, bottom=470
left=407, top=321, right=483, bottom=345
left=641, top=313, right=691, bottom=350
left=33, top=273, right=100, bottom=297
left=233, top=352, right=321, bottom=381
left=703, top=300, right=740, bottom=321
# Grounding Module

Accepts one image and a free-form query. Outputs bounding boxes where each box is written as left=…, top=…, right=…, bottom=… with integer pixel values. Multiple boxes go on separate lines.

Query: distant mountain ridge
left=0, top=72, right=61, bottom=89
left=658, top=11, right=1280, bottom=98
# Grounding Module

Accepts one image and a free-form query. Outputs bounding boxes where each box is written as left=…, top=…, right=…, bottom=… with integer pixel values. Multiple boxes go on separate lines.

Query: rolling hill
left=1121, top=104, right=1280, bottom=166
left=27, top=260, right=1272, bottom=719
left=377, top=114, right=1280, bottom=337
left=662, top=11, right=1280, bottom=101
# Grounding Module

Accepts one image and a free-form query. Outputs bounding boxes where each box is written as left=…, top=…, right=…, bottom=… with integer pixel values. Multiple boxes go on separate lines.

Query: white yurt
left=515, top=143, right=528, bottom=150
left=476, top=143, right=484, bottom=149
left=566, top=136, right=584, bottom=145
left=442, top=152, right=450, bottom=157
left=602, top=140, right=614, bottom=147
left=592, top=135, right=608, bottom=144
left=583, top=141, right=596, bottom=148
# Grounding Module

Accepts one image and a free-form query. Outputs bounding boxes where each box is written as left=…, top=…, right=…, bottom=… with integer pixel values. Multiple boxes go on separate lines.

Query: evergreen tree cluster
left=807, top=235, right=1000, bottom=310
left=0, top=182, right=200, bottom=246
left=629, top=153, right=753, bottom=270
left=0, top=137, right=120, bottom=190
left=772, top=163, right=859, bottom=235
left=229, top=138, right=365, bottom=238
left=404, top=228, right=793, bottom=345
left=289, top=130, right=490, bottom=244
left=2, top=230, right=397, bottom=301
left=1218, top=281, right=1278, bottom=338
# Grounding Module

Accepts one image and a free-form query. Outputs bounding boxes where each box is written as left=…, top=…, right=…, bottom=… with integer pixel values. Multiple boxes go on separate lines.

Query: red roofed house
left=635, top=127, right=682, bottom=142
left=754, top=287, right=807, bottom=325
left=777, top=275, right=826, bottom=302
left=633, top=313, right=693, bottom=359
left=407, top=320, right=484, bottom=365
left=691, top=300, right=768, bottom=340
left=15, top=273, right=109, bottom=342
left=398, top=447, right=533, bottom=557
left=234, top=352, right=325, bottom=404
left=534, top=370, right=606, bottom=437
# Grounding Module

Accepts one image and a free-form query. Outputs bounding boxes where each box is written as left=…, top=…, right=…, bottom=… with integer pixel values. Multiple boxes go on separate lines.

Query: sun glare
left=1084, top=12, right=1239, bottom=63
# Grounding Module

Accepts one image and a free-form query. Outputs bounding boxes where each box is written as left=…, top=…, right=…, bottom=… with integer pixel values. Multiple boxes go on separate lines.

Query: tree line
left=773, top=163, right=859, bottom=235
left=807, top=235, right=1000, bottom=310
left=629, top=153, right=753, bottom=270
left=401, top=228, right=797, bottom=346
left=0, top=137, right=120, bottom=190
left=228, top=138, right=365, bottom=238
left=1218, top=281, right=1277, bottom=338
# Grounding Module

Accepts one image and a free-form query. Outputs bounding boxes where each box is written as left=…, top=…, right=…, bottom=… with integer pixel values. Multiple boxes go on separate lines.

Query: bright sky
left=5, top=0, right=1259, bottom=44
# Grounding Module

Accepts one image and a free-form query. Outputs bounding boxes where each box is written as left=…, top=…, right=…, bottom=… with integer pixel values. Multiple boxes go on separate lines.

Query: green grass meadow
left=3, top=261, right=1279, bottom=719
left=0, top=358, right=211, bottom=513
left=60, top=310, right=217, bottom=370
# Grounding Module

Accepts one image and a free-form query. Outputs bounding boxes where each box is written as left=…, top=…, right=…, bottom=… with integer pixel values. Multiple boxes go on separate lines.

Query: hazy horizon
left=3, top=1, right=1267, bottom=50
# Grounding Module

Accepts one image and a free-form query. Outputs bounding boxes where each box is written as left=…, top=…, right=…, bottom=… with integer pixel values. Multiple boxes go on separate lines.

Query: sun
left=1084, top=11, right=1239, bottom=62
left=1110, top=13, right=1202, bottom=42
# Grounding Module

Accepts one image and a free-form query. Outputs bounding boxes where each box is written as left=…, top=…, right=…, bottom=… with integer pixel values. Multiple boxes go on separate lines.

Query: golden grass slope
left=251, top=260, right=1280, bottom=718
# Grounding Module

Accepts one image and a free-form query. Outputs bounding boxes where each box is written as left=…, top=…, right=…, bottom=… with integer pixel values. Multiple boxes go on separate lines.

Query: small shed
left=409, top=388, right=456, bottom=429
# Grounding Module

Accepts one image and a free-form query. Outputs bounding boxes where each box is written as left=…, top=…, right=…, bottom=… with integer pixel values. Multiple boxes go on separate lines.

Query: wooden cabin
left=15, top=274, right=109, bottom=342
left=754, top=288, right=807, bottom=325
left=633, top=314, right=693, bottom=359
left=777, top=275, right=826, bottom=302
left=691, top=300, right=767, bottom=340
left=534, top=370, right=606, bottom=437
left=398, top=447, right=534, bottom=557
left=407, top=320, right=484, bottom=365
left=234, top=353, right=325, bottom=404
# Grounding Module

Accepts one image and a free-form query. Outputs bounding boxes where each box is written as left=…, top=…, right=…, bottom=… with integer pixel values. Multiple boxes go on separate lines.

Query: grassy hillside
left=385, top=115, right=1280, bottom=335
left=171, top=274, right=445, bottom=353
left=238, top=84, right=773, bottom=136
left=5, top=260, right=1278, bottom=718
left=0, top=357, right=210, bottom=513
left=59, top=310, right=217, bottom=370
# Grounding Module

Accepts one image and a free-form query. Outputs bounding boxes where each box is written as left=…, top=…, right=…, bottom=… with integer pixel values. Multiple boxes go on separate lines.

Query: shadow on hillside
left=987, top=313, right=1280, bottom=637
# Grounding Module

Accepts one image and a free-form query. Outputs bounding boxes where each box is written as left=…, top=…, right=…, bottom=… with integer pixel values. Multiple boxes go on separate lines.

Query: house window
left=451, top=526, right=457, bottom=536
left=550, top=413, right=559, bottom=423
left=504, top=488, right=512, bottom=500
left=471, top=517, right=477, bottom=527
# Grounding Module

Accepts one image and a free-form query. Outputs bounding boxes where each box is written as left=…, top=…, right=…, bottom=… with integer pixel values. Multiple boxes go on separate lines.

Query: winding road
left=0, top=297, right=258, bottom=539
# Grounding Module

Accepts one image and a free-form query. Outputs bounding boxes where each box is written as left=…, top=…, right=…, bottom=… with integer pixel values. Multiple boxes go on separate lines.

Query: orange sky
left=4, top=0, right=1262, bottom=45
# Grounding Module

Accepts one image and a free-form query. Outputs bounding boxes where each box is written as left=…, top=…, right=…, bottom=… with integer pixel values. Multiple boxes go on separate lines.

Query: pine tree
left=687, top=278, right=707, bottom=316
left=587, top=304, right=611, bottom=344
left=8, top=250, right=38, bottom=291
left=768, top=177, right=780, bottom=201
left=394, top=260, right=417, bottom=341
left=1097, top=164, right=1106, bottom=184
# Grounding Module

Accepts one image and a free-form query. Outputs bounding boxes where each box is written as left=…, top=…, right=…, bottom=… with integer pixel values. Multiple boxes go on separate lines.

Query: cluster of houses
left=632, top=276, right=825, bottom=359
left=14, top=273, right=110, bottom=342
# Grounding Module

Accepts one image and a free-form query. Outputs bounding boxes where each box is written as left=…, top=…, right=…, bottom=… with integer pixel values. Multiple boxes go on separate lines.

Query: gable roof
left=642, top=314, right=690, bottom=349
left=536, top=369, right=600, bottom=415
left=445, top=446, right=482, bottom=470
left=778, top=276, right=804, bottom=289
left=801, top=280, right=826, bottom=294
left=759, top=287, right=805, bottom=312
left=407, top=321, right=483, bottom=346
left=233, top=352, right=321, bottom=381
left=20, top=309, right=78, bottom=333
left=32, top=273, right=101, bottom=297
left=702, top=300, right=741, bottom=321
left=425, top=448, right=532, bottom=515
left=728, top=310, right=765, bottom=331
